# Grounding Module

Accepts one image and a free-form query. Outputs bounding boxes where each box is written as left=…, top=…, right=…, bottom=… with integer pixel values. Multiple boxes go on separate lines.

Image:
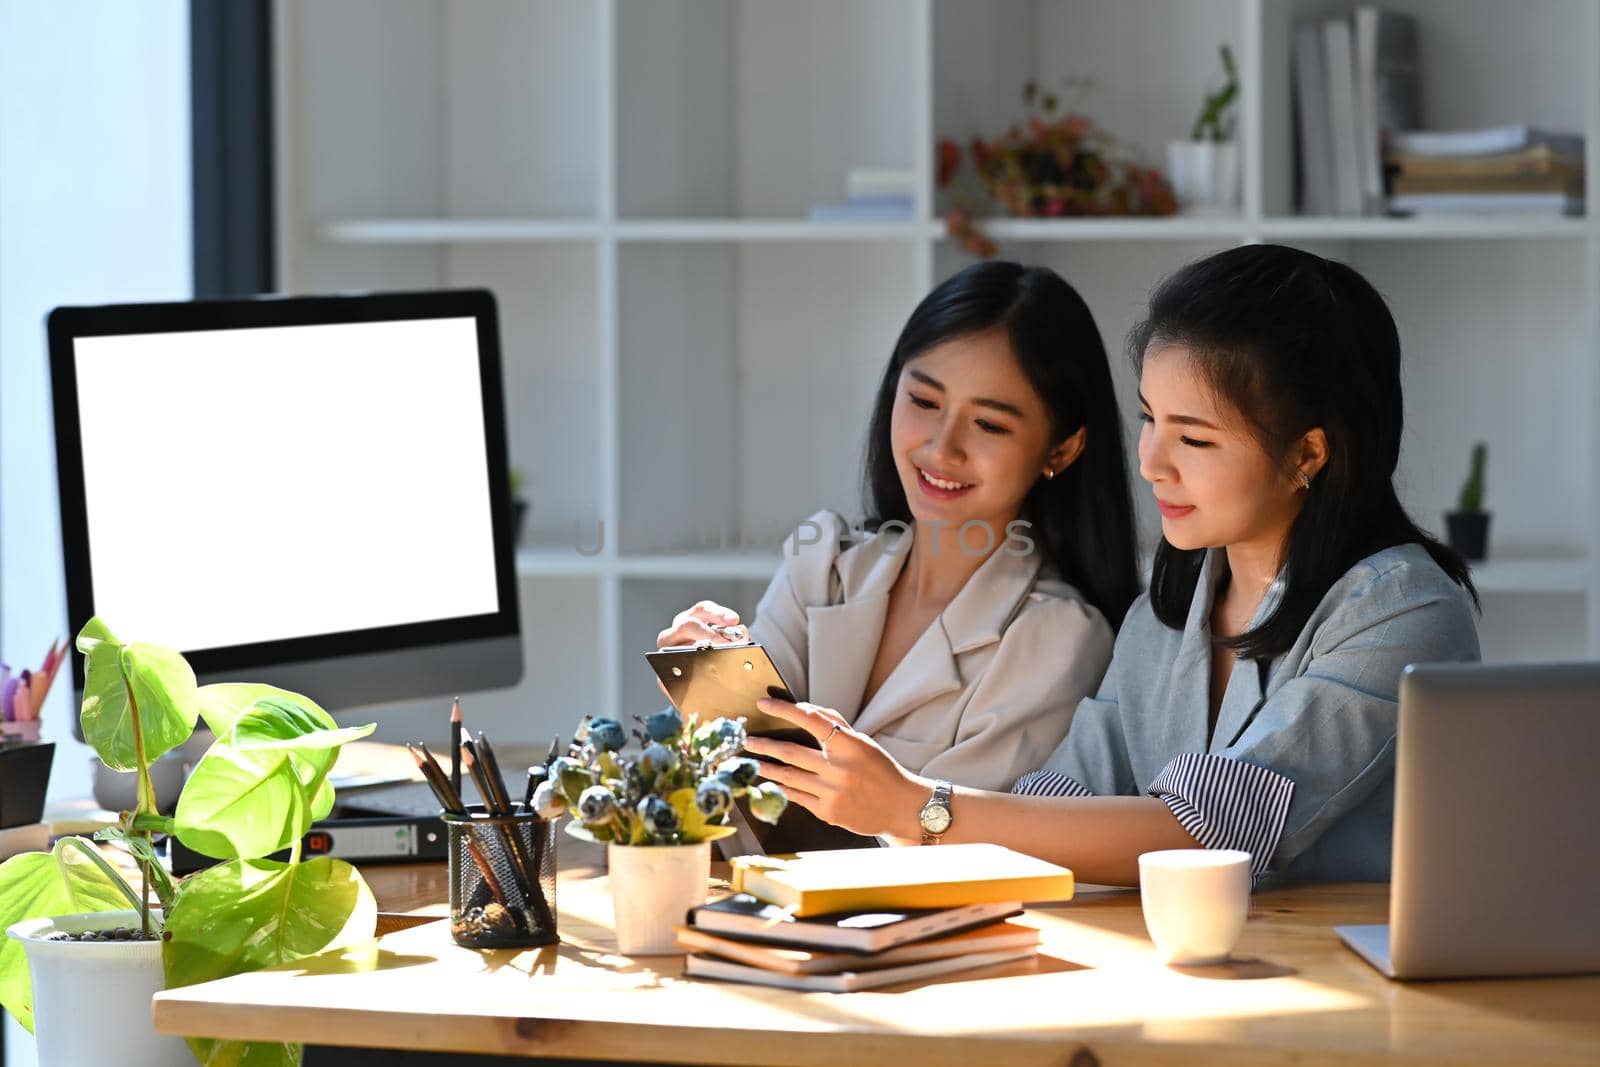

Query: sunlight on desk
left=152, top=874, right=1600, bottom=1067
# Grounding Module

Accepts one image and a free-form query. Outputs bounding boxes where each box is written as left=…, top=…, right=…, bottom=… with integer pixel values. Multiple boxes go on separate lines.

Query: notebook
left=684, top=944, right=1039, bottom=992
left=728, top=843, right=1074, bottom=917
left=675, top=919, right=1040, bottom=975
left=688, top=893, right=1023, bottom=953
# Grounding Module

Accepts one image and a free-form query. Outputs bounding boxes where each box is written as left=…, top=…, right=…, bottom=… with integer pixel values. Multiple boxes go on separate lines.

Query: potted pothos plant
left=543, top=708, right=785, bottom=954
left=0, top=618, right=377, bottom=1067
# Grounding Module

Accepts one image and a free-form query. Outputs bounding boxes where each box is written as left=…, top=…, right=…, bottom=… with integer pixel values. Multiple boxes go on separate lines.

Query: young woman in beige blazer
left=658, top=262, right=1142, bottom=846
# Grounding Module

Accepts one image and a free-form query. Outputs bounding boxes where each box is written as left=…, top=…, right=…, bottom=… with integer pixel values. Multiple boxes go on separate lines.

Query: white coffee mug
left=1138, top=849, right=1252, bottom=965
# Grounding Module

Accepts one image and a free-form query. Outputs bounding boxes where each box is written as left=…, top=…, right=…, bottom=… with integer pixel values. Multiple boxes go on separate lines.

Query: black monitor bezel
left=48, top=287, right=521, bottom=694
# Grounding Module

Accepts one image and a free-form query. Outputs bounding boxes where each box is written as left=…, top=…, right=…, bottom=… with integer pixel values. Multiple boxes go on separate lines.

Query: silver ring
left=823, top=722, right=842, bottom=743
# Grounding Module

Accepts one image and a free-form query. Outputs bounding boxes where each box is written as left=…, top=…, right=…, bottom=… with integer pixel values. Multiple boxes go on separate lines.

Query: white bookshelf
left=273, top=0, right=1600, bottom=745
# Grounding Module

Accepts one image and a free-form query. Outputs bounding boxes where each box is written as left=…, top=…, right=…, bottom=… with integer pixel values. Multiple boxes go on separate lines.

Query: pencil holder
left=443, top=806, right=558, bottom=949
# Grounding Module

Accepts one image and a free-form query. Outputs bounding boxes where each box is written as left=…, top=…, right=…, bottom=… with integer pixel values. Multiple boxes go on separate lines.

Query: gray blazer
left=1016, top=543, right=1480, bottom=883
left=749, top=510, right=1114, bottom=792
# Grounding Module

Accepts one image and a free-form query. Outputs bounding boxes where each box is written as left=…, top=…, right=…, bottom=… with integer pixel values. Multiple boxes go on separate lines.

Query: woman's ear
left=1046, top=426, right=1088, bottom=477
left=1294, top=427, right=1330, bottom=484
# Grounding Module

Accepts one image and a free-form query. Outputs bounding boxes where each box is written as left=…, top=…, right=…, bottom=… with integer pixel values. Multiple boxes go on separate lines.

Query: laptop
left=1336, top=661, right=1600, bottom=979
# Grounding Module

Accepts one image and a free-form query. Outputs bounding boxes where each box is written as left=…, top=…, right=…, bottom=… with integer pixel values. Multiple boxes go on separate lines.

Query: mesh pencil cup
left=443, top=806, right=558, bottom=948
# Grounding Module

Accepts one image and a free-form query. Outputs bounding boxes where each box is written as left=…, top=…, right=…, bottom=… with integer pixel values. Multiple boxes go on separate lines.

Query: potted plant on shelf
left=1446, top=442, right=1491, bottom=561
left=548, top=708, right=785, bottom=955
left=1166, top=44, right=1240, bottom=215
left=0, top=617, right=378, bottom=1067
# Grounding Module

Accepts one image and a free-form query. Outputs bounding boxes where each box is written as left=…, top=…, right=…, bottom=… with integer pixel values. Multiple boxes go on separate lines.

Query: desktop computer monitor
left=47, top=288, right=522, bottom=714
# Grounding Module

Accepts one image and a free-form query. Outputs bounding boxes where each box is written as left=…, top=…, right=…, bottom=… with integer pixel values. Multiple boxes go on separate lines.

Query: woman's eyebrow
left=1136, top=390, right=1221, bottom=430
left=908, top=368, right=1024, bottom=417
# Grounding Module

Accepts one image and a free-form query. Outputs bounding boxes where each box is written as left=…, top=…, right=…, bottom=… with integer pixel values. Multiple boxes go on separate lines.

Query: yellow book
left=728, top=843, right=1074, bottom=917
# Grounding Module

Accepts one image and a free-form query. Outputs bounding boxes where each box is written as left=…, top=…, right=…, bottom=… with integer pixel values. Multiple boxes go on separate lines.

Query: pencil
left=464, top=836, right=508, bottom=908
left=474, top=730, right=514, bottom=814
left=408, top=744, right=465, bottom=816
left=450, top=698, right=463, bottom=799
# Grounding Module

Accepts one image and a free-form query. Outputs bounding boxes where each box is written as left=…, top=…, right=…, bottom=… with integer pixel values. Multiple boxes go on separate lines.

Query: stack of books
left=1386, top=126, right=1585, bottom=217
left=808, top=168, right=916, bottom=223
left=676, top=843, right=1074, bottom=991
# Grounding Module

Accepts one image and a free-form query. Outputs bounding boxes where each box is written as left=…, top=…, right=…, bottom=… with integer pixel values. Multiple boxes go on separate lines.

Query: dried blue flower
left=642, top=741, right=678, bottom=775
left=644, top=707, right=684, bottom=742
left=716, top=756, right=759, bottom=788
left=694, top=777, right=733, bottom=819
left=585, top=717, right=627, bottom=753
left=577, top=784, right=616, bottom=824
left=638, top=795, right=679, bottom=837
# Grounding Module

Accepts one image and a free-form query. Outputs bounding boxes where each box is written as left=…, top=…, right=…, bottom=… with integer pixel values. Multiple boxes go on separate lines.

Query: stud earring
left=1043, top=468, right=1055, bottom=480
left=1297, top=470, right=1312, bottom=490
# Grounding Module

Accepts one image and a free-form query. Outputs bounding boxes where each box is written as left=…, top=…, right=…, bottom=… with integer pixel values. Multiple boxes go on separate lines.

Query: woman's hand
left=743, top=698, right=930, bottom=840
left=656, top=600, right=749, bottom=649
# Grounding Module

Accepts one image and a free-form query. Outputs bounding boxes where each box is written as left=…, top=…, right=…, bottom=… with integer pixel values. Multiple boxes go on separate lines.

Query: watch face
left=920, top=803, right=952, bottom=835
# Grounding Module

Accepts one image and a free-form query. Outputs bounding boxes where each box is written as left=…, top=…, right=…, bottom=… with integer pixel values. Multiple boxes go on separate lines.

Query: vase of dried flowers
left=940, top=78, right=1177, bottom=256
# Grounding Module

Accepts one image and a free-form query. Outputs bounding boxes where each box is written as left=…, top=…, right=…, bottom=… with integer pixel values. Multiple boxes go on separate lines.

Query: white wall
left=0, top=2, right=190, bottom=1061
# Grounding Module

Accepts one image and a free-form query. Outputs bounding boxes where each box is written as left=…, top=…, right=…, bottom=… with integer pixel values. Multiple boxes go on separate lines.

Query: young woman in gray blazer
left=748, top=244, right=1481, bottom=884
left=658, top=262, right=1142, bottom=846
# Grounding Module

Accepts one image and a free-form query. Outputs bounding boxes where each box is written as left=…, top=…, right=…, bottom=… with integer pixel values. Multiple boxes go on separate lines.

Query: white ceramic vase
left=606, top=841, right=711, bottom=955
left=1165, top=140, right=1241, bottom=215
left=7, top=909, right=189, bottom=1067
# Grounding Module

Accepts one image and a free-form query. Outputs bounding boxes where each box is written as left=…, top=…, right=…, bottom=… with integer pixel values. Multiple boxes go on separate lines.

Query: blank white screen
left=73, top=317, right=500, bottom=652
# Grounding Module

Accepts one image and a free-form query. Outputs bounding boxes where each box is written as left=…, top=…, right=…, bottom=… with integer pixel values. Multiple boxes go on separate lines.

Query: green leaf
left=172, top=699, right=373, bottom=861
left=174, top=742, right=314, bottom=860
left=76, top=618, right=197, bottom=772
left=668, top=787, right=715, bottom=843
left=164, top=856, right=375, bottom=1067
left=196, top=683, right=308, bottom=737
left=0, top=839, right=139, bottom=1032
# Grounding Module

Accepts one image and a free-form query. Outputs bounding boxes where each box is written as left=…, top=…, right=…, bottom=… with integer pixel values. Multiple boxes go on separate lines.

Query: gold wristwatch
left=918, top=781, right=953, bottom=845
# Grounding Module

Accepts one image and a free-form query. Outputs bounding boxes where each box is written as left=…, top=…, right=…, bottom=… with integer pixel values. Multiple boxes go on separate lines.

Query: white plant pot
left=7, top=910, right=188, bottom=1067
left=1165, top=140, right=1240, bottom=215
left=606, top=841, right=711, bottom=955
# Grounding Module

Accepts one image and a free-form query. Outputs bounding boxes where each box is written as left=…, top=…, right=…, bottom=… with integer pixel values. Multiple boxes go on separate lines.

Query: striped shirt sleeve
left=1011, top=769, right=1095, bottom=798
left=1146, top=753, right=1295, bottom=879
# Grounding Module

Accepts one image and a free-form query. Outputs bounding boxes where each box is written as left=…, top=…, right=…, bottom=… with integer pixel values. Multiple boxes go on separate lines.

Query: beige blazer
left=747, top=510, right=1114, bottom=792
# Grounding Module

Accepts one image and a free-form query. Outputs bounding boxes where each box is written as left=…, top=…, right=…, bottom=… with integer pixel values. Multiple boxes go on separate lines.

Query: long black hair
left=1132, top=243, right=1478, bottom=661
left=862, top=260, right=1141, bottom=629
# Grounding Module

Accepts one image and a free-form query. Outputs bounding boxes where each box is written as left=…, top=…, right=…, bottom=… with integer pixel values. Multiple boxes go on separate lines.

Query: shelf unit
left=273, top=0, right=1600, bottom=745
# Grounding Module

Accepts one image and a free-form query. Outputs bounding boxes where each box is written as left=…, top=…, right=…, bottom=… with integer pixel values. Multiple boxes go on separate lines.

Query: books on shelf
left=1388, top=125, right=1584, bottom=160
left=1392, top=144, right=1582, bottom=180
left=687, top=892, right=1024, bottom=953
left=1294, top=8, right=1587, bottom=218
left=728, top=843, right=1075, bottom=917
left=1387, top=192, right=1582, bottom=217
left=1385, top=132, right=1585, bottom=216
left=810, top=166, right=916, bottom=222
left=1296, top=7, right=1418, bottom=216
left=808, top=195, right=914, bottom=223
left=1390, top=172, right=1584, bottom=197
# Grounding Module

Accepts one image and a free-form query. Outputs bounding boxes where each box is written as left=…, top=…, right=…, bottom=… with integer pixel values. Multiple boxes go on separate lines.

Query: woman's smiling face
left=891, top=327, right=1081, bottom=544
left=1136, top=343, right=1308, bottom=552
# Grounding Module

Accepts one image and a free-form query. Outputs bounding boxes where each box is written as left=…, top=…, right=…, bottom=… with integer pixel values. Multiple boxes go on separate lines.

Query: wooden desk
left=152, top=866, right=1600, bottom=1067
